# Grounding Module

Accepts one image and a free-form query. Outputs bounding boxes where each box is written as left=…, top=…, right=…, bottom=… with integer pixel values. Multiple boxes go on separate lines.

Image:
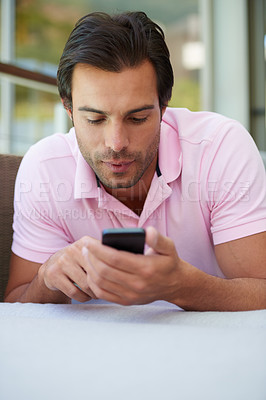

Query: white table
left=1, top=301, right=266, bottom=400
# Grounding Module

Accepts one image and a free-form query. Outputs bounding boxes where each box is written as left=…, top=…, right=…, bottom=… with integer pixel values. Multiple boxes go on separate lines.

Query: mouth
left=103, top=160, right=134, bottom=173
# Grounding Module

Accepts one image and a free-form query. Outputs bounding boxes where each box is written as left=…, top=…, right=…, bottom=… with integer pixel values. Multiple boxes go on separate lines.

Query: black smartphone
left=102, top=228, right=145, bottom=254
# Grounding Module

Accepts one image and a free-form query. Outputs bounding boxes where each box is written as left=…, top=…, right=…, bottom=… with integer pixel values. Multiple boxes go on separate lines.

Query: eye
left=129, top=116, right=148, bottom=124
left=87, top=118, right=105, bottom=125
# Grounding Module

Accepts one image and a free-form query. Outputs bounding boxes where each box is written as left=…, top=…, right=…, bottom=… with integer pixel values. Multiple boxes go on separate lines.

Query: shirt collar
left=158, top=115, right=182, bottom=183
left=74, top=148, right=99, bottom=199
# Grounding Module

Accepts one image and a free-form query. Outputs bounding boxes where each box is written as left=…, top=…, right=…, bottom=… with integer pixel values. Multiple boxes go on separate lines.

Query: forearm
left=4, top=269, right=70, bottom=304
left=172, top=262, right=266, bottom=311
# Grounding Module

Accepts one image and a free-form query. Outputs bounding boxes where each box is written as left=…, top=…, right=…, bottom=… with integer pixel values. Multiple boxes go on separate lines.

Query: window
left=0, top=0, right=202, bottom=155
left=6, top=1, right=265, bottom=157
left=248, top=0, right=266, bottom=151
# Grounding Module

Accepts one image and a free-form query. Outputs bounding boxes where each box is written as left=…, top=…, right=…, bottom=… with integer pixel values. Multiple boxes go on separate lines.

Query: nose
left=104, top=122, right=129, bottom=152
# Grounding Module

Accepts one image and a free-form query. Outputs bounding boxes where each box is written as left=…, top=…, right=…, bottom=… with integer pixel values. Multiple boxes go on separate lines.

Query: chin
left=103, top=180, right=136, bottom=189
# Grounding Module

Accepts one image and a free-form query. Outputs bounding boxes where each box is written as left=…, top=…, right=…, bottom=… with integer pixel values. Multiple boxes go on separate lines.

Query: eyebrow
left=78, top=105, right=155, bottom=116
left=78, top=107, right=106, bottom=115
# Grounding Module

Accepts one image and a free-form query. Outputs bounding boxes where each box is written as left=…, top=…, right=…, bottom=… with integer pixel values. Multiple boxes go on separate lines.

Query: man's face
left=70, top=61, right=165, bottom=191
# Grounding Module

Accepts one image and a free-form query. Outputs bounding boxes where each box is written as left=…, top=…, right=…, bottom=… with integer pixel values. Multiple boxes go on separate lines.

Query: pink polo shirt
left=12, top=108, right=266, bottom=278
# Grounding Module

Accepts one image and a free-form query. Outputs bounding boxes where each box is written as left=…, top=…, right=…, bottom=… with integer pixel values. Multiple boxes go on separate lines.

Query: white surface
left=0, top=302, right=266, bottom=400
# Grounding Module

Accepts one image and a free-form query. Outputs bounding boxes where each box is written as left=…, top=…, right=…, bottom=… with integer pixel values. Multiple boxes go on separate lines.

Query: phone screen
left=102, top=228, right=145, bottom=254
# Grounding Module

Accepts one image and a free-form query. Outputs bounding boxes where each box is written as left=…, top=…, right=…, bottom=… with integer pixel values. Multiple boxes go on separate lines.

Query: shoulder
left=24, top=128, right=76, bottom=162
left=18, top=129, right=77, bottom=178
left=161, top=107, right=245, bottom=144
left=161, top=107, right=263, bottom=170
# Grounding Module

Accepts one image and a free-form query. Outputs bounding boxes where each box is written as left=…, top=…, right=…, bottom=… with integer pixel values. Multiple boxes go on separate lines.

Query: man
left=5, top=11, right=266, bottom=310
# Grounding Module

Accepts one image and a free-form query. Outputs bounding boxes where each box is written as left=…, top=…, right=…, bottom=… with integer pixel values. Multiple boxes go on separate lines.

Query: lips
left=103, top=160, right=134, bottom=173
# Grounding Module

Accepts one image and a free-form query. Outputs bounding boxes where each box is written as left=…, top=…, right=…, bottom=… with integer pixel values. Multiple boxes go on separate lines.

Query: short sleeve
left=201, top=120, right=266, bottom=245
left=12, top=138, right=73, bottom=263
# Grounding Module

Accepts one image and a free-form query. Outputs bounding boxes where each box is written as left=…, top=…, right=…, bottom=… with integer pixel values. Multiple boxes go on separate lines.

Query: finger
left=144, top=247, right=157, bottom=256
left=145, top=226, right=176, bottom=256
left=56, top=275, right=92, bottom=303
left=84, top=238, right=141, bottom=274
left=86, top=275, right=129, bottom=305
left=83, top=253, right=129, bottom=301
left=73, top=281, right=97, bottom=299
left=68, top=285, right=92, bottom=303
left=65, top=242, right=97, bottom=298
left=83, top=245, right=134, bottom=290
left=86, top=271, right=126, bottom=302
left=69, top=249, right=97, bottom=298
left=86, top=266, right=144, bottom=306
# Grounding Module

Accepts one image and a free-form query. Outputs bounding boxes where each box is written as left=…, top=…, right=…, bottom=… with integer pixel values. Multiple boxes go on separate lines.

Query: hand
left=83, top=227, right=187, bottom=306
left=38, top=237, right=97, bottom=303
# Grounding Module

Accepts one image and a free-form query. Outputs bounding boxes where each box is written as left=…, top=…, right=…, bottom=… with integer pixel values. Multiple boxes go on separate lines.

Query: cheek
left=75, top=123, right=101, bottom=147
left=141, top=123, right=160, bottom=146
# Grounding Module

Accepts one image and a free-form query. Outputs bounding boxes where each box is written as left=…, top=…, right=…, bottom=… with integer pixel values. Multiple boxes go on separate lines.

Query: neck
left=106, top=186, right=148, bottom=216
left=103, top=156, right=157, bottom=215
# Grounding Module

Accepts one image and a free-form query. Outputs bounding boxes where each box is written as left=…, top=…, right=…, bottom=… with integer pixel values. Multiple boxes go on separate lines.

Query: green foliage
left=14, top=0, right=201, bottom=117
left=169, top=78, right=200, bottom=111
left=16, top=0, right=88, bottom=65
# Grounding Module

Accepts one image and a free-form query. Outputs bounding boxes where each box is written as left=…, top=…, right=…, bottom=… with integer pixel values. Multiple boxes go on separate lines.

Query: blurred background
left=0, top=0, right=265, bottom=157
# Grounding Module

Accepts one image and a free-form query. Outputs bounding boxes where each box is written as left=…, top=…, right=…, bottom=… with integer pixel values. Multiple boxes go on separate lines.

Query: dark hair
left=57, top=11, right=173, bottom=111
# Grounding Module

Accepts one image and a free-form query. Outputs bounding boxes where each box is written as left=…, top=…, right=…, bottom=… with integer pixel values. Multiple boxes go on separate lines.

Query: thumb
left=145, top=226, right=175, bottom=256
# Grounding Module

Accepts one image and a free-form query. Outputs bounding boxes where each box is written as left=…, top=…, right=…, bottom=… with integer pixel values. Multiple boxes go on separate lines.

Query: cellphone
left=102, top=228, right=145, bottom=254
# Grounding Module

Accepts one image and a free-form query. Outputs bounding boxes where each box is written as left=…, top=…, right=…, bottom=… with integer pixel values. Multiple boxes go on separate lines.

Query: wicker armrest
left=0, top=154, right=23, bottom=301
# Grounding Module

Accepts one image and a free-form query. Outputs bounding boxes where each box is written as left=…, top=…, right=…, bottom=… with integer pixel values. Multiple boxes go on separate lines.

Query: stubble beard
left=77, top=128, right=160, bottom=190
